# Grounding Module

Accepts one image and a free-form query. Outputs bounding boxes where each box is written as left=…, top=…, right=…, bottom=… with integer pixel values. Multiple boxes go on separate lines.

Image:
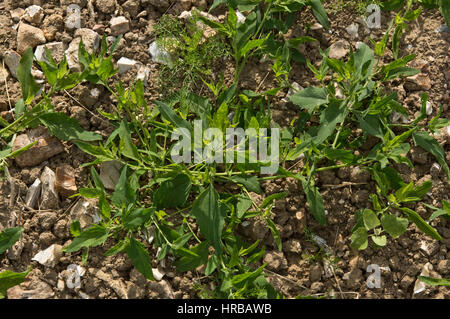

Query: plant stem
left=315, top=163, right=348, bottom=172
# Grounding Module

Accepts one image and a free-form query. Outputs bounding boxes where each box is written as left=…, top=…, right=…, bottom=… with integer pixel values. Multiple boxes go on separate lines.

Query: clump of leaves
left=0, top=35, right=121, bottom=174
left=153, top=13, right=231, bottom=94
left=5, top=0, right=447, bottom=300
left=287, top=32, right=448, bottom=249
left=200, top=0, right=329, bottom=88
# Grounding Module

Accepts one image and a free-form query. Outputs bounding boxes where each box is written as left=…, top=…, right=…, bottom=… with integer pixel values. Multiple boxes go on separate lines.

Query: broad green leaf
left=211, top=102, right=229, bottom=132
left=372, top=166, right=405, bottom=192
left=197, top=15, right=229, bottom=36
left=287, top=36, right=317, bottom=47
left=418, top=276, right=450, bottom=286
left=181, top=92, right=211, bottom=117
left=413, top=131, right=450, bottom=179
left=310, top=0, right=330, bottom=29
left=99, top=195, right=111, bottom=220
left=247, top=246, right=265, bottom=264
left=173, top=241, right=210, bottom=272
left=14, top=99, right=26, bottom=117
left=78, top=40, right=91, bottom=71
left=17, top=48, right=40, bottom=106
left=123, top=208, right=154, bottom=230
left=428, top=200, right=450, bottom=221
left=381, top=214, right=408, bottom=238
left=91, top=166, right=105, bottom=192
left=97, top=58, right=117, bottom=82
left=400, top=207, right=442, bottom=241
left=323, top=148, right=356, bottom=164
left=73, top=141, right=112, bottom=162
left=239, top=240, right=260, bottom=256
left=239, top=38, right=266, bottom=58
left=350, top=227, right=368, bottom=250
left=373, top=22, right=391, bottom=56
left=371, top=235, right=387, bottom=246
left=104, top=238, right=129, bottom=257
left=326, top=58, right=349, bottom=79
left=363, top=209, right=380, bottom=230
left=403, top=8, right=422, bottom=22
left=395, top=182, right=417, bottom=202
left=266, top=218, right=282, bottom=251
left=118, top=119, right=140, bottom=161
left=111, top=166, right=136, bottom=208
left=429, top=208, right=450, bottom=221
left=39, top=113, right=102, bottom=141
left=0, top=266, right=32, bottom=299
left=440, top=0, right=450, bottom=27
left=217, top=84, right=237, bottom=106
left=301, top=180, right=326, bottom=226
left=289, top=87, right=328, bottom=113
left=191, top=185, right=226, bottom=254
left=125, top=237, right=154, bottom=280
left=0, top=227, right=23, bottom=254
left=210, top=0, right=228, bottom=11
left=70, top=220, right=82, bottom=237
left=428, top=111, right=450, bottom=131
left=232, top=12, right=257, bottom=56
left=411, top=180, right=433, bottom=199
left=230, top=175, right=262, bottom=194
left=381, top=0, right=405, bottom=11
left=79, top=188, right=102, bottom=198
left=315, top=103, right=346, bottom=144
left=353, top=43, right=375, bottom=76
left=37, top=55, right=58, bottom=86
left=370, top=194, right=382, bottom=211
left=236, top=193, right=253, bottom=219
left=153, top=174, right=192, bottom=209
left=63, top=224, right=109, bottom=252
left=155, top=100, right=192, bottom=131
left=232, top=264, right=265, bottom=286
left=359, top=114, right=384, bottom=139
left=228, top=6, right=237, bottom=28
left=81, top=248, right=89, bottom=265
left=172, top=233, right=192, bottom=251
left=352, top=210, right=365, bottom=233
left=228, top=244, right=240, bottom=269
left=205, top=255, right=219, bottom=276
left=384, top=67, right=420, bottom=81
left=382, top=54, right=415, bottom=72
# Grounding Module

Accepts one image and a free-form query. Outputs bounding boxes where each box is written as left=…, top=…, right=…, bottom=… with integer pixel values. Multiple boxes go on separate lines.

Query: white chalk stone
left=32, top=244, right=62, bottom=268
left=152, top=268, right=165, bottom=281
left=66, top=4, right=81, bottom=30
left=148, top=41, right=173, bottom=66
left=117, top=57, right=138, bottom=74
